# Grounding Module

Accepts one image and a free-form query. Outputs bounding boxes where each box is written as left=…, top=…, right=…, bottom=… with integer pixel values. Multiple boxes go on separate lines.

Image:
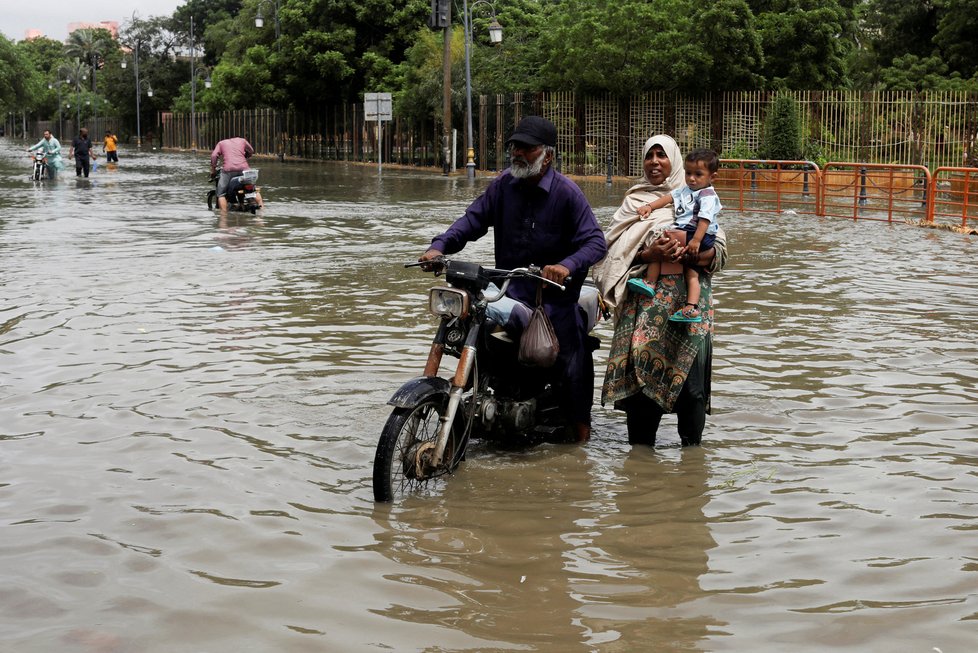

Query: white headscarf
left=592, top=135, right=686, bottom=309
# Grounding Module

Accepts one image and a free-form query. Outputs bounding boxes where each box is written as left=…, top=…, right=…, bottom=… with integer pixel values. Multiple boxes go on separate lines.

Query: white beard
left=510, top=148, right=547, bottom=179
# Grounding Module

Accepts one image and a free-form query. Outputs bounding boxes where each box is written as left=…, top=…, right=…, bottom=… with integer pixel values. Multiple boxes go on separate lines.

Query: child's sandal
left=669, top=303, right=702, bottom=323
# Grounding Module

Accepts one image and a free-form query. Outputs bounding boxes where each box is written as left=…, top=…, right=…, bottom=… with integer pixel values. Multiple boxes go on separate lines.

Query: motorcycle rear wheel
left=372, top=395, right=468, bottom=502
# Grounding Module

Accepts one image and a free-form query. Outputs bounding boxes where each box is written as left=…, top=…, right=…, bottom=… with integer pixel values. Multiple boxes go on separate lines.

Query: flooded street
left=1, top=139, right=976, bottom=652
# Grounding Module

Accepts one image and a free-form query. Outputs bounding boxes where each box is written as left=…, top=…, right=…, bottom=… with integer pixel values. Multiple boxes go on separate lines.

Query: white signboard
left=364, top=93, right=393, bottom=121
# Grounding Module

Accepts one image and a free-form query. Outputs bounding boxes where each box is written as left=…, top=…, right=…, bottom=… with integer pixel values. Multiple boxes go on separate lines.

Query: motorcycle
left=207, top=169, right=261, bottom=214
left=29, top=150, right=48, bottom=181
left=372, top=257, right=602, bottom=502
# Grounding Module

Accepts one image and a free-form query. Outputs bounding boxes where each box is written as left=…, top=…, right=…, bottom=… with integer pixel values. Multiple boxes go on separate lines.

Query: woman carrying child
left=592, top=135, right=729, bottom=447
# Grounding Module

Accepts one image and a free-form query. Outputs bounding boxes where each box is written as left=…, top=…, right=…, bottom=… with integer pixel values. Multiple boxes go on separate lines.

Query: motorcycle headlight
left=428, top=287, right=468, bottom=319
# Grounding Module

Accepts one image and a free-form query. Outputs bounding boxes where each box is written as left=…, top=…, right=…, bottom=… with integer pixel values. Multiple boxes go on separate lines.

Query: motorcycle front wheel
left=372, top=395, right=468, bottom=502
left=206, top=190, right=216, bottom=210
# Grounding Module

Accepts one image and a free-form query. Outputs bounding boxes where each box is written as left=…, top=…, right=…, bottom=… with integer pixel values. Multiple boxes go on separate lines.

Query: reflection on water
left=0, top=139, right=976, bottom=651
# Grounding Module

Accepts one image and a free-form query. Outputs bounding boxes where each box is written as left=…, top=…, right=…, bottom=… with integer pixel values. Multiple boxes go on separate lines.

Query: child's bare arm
left=636, top=194, right=673, bottom=218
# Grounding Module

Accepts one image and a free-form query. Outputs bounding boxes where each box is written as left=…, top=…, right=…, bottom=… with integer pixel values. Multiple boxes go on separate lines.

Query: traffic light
left=427, top=0, right=449, bottom=29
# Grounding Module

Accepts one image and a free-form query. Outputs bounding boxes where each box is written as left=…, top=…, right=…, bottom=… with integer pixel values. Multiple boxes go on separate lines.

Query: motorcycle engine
left=470, top=395, right=537, bottom=434
left=496, top=397, right=537, bottom=432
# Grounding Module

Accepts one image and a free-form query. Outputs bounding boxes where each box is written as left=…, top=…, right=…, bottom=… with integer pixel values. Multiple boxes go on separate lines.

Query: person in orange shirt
left=103, top=131, right=118, bottom=163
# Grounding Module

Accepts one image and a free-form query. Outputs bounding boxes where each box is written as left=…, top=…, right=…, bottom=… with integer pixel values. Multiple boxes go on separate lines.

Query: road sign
left=364, top=93, right=392, bottom=122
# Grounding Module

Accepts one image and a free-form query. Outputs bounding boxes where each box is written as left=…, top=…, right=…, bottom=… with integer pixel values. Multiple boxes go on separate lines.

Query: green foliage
left=722, top=140, right=758, bottom=160
left=752, top=0, right=851, bottom=89
left=934, top=0, right=978, bottom=79
left=397, top=27, right=463, bottom=122
left=879, top=55, right=969, bottom=92
left=9, top=0, right=978, bottom=137
left=201, top=0, right=430, bottom=110
left=537, top=0, right=698, bottom=95
left=0, top=35, right=36, bottom=113
left=859, top=0, right=939, bottom=71
left=759, top=94, right=802, bottom=161
left=804, top=138, right=827, bottom=168
left=692, top=0, right=765, bottom=91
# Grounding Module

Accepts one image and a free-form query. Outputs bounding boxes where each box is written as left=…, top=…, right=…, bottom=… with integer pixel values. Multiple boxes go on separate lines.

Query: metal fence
left=158, top=90, right=978, bottom=175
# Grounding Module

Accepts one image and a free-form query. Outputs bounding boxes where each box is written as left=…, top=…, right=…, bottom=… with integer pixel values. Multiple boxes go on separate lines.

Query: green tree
left=759, top=94, right=802, bottom=160
left=751, top=0, right=852, bottom=89
left=64, top=29, right=117, bottom=93
left=205, top=0, right=429, bottom=110
left=0, top=35, right=36, bottom=116
left=468, top=0, right=552, bottom=94
left=692, top=0, right=765, bottom=91
left=879, top=54, right=969, bottom=91
left=397, top=27, right=463, bottom=122
left=15, top=37, right=69, bottom=121
left=172, top=0, right=245, bottom=65
left=537, top=0, right=698, bottom=96
left=111, top=15, right=192, bottom=139
left=862, top=0, right=939, bottom=69
left=934, top=0, right=978, bottom=79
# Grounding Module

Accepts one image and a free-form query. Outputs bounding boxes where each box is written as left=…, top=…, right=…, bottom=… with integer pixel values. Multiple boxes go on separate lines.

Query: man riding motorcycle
left=418, top=116, right=607, bottom=443
left=210, top=136, right=263, bottom=210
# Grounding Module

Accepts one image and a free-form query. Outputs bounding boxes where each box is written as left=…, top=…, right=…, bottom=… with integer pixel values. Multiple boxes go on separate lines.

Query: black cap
left=506, top=116, right=557, bottom=147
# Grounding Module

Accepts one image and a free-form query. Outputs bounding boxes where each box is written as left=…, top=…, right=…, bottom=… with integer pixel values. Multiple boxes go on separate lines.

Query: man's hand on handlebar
left=418, top=248, right=445, bottom=272
left=541, top=264, right=571, bottom=286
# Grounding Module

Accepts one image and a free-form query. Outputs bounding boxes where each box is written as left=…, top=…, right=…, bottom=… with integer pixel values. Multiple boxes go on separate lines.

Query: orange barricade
left=820, top=163, right=930, bottom=222
left=716, top=160, right=821, bottom=216
left=929, top=167, right=978, bottom=228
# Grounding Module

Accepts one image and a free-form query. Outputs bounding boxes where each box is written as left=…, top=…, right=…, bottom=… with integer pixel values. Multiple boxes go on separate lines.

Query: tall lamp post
left=191, top=64, right=212, bottom=152
left=255, top=0, right=280, bottom=44
left=69, top=72, right=86, bottom=132
left=121, top=40, right=144, bottom=146
left=136, top=79, right=154, bottom=147
left=463, top=0, right=502, bottom=179
left=255, top=0, right=284, bottom=160
left=48, top=77, right=71, bottom=137
left=85, top=48, right=105, bottom=134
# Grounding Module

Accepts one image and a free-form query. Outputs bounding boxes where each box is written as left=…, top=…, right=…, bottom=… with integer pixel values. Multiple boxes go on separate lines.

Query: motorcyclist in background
left=27, top=130, right=65, bottom=178
left=210, top=136, right=264, bottom=210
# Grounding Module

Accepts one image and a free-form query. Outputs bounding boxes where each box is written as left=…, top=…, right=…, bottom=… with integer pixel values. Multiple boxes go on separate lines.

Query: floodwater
left=1, top=139, right=976, bottom=652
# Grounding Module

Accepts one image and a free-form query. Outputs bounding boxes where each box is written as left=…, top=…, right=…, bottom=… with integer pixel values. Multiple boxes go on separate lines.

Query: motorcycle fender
left=388, top=376, right=450, bottom=408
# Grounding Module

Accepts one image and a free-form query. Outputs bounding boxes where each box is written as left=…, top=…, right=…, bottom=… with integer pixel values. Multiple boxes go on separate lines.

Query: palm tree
left=58, top=59, right=88, bottom=128
left=64, top=29, right=114, bottom=131
left=64, top=29, right=113, bottom=93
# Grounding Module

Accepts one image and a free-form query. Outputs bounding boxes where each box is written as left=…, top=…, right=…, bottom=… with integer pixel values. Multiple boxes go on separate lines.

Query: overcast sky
left=1, top=1, right=187, bottom=43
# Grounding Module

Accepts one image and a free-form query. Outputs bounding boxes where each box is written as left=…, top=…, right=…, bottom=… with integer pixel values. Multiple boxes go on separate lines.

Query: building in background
left=67, top=22, right=119, bottom=39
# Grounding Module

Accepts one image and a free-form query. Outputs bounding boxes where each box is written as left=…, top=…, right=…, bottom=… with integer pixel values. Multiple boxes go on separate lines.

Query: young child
left=626, top=148, right=722, bottom=323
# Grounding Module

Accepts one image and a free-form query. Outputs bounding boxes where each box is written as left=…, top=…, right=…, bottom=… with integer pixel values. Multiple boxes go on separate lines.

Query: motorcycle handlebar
left=405, top=258, right=566, bottom=293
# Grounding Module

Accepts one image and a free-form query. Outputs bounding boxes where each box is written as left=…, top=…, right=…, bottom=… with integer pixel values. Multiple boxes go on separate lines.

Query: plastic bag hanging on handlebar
left=518, top=281, right=559, bottom=368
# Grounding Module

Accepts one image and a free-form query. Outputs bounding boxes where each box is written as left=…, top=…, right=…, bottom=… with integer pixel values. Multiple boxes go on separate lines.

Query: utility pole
left=440, top=1, right=452, bottom=175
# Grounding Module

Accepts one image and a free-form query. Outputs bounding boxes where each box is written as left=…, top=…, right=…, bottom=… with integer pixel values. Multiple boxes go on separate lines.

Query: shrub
left=760, top=94, right=802, bottom=160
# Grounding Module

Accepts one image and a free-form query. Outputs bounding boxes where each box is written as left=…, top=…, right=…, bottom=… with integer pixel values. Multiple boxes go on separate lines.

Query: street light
left=255, top=0, right=280, bottom=46
left=254, top=0, right=284, bottom=160
left=191, top=64, right=212, bottom=152
left=48, top=77, right=71, bottom=137
left=122, top=40, right=145, bottom=146
left=188, top=15, right=210, bottom=152
left=86, top=48, right=105, bottom=134
left=136, top=79, right=153, bottom=147
left=61, top=68, right=87, bottom=132
left=463, top=0, right=502, bottom=178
